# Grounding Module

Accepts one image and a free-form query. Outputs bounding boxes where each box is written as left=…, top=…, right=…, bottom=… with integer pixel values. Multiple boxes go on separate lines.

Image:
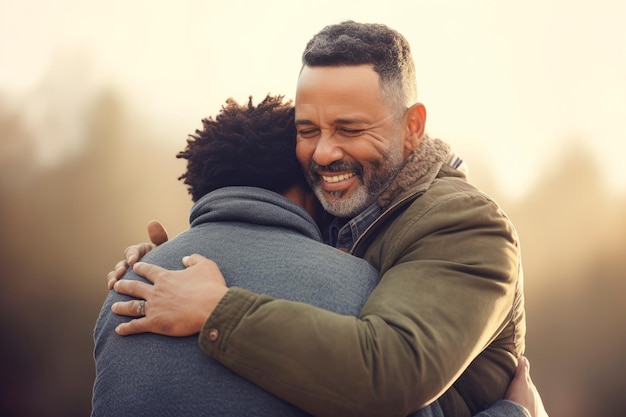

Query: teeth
left=322, top=172, right=355, bottom=183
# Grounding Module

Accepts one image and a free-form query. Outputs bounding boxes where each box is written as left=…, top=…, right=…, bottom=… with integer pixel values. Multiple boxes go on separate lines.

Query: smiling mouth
left=321, top=172, right=356, bottom=183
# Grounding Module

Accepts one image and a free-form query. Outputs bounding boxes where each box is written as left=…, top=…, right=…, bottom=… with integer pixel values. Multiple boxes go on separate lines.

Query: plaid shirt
left=327, top=202, right=382, bottom=251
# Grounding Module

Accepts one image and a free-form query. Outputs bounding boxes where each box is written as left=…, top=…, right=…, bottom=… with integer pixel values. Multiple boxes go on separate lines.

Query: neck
left=282, top=185, right=322, bottom=221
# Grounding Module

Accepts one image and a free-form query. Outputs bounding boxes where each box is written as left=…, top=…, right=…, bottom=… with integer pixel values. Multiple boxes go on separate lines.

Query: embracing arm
left=196, top=192, right=522, bottom=417
left=111, top=252, right=544, bottom=417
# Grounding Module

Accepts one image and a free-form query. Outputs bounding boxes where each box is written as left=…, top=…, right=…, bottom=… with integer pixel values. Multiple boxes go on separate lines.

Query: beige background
left=1, top=1, right=624, bottom=416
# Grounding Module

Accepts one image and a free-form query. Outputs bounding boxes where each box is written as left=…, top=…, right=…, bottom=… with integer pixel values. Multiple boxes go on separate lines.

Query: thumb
left=147, top=220, right=169, bottom=246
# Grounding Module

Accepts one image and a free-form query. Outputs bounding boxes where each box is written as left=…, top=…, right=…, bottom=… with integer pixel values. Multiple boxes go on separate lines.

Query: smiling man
left=111, top=21, right=527, bottom=417
left=295, top=65, right=410, bottom=220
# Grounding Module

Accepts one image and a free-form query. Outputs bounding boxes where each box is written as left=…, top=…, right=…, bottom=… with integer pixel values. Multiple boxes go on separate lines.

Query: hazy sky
left=1, top=0, right=624, bottom=197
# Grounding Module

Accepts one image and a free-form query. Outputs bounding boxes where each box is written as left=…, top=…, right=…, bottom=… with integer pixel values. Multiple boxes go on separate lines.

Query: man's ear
left=403, top=103, right=426, bottom=156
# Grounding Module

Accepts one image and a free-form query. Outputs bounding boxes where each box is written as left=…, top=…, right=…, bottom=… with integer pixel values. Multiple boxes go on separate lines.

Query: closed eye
left=339, top=128, right=364, bottom=137
left=297, top=128, right=320, bottom=139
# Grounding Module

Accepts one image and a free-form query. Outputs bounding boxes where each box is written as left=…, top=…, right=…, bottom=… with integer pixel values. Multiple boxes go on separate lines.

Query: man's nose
left=312, top=131, right=344, bottom=166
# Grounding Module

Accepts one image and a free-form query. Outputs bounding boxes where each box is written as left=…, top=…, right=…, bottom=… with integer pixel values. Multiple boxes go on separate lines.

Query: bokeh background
left=1, top=1, right=624, bottom=416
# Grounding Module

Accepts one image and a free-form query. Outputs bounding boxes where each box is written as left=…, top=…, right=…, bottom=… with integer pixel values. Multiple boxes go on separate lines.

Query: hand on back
left=106, top=220, right=169, bottom=289
left=112, top=254, right=228, bottom=336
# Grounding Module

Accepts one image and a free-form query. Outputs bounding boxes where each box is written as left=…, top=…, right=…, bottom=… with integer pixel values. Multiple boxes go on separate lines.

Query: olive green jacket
left=199, top=137, right=526, bottom=417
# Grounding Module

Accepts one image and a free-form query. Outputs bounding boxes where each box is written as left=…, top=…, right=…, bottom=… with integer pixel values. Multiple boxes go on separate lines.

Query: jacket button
left=208, top=329, right=219, bottom=341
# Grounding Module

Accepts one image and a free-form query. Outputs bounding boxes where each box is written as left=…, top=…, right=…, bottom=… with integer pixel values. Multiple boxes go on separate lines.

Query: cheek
left=295, top=140, right=314, bottom=165
left=353, top=139, right=392, bottom=162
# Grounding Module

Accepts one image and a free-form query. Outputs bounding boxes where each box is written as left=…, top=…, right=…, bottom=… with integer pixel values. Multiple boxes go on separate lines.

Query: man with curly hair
left=109, top=21, right=541, bottom=417
left=93, top=95, right=381, bottom=416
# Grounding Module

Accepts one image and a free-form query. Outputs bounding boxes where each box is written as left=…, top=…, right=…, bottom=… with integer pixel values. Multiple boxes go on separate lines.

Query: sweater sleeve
left=402, top=399, right=530, bottom=417
left=473, top=400, right=531, bottom=417
left=199, top=191, right=522, bottom=417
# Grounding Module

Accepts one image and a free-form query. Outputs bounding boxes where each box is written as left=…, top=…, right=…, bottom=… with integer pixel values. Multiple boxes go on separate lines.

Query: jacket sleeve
left=198, top=191, right=521, bottom=417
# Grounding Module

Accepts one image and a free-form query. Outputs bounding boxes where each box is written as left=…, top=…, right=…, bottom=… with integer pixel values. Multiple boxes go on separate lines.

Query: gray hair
left=301, top=21, right=418, bottom=120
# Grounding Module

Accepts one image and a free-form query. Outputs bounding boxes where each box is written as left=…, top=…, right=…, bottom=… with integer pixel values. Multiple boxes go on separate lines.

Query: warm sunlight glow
left=1, top=3, right=625, bottom=417
left=1, top=0, right=624, bottom=197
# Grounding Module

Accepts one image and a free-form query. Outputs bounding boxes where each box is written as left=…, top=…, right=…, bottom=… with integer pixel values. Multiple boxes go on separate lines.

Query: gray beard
left=313, top=183, right=373, bottom=218
left=313, top=162, right=403, bottom=218
left=304, top=144, right=405, bottom=218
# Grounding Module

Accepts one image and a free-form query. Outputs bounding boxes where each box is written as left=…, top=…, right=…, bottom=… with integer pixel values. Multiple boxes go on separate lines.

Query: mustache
left=308, top=160, right=363, bottom=175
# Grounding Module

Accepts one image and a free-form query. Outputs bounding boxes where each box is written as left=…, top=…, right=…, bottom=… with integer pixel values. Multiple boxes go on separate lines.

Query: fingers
left=519, top=356, right=531, bottom=382
left=506, top=356, right=549, bottom=417
left=181, top=255, right=226, bottom=287
left=106, top=259, right=131, bottom=290
left=515, top=356, right=530, bottom=381
left=124, top=242, right=155, bottom=266
left=114, top=278, right=152, bottom=299
left=107, top=222, right=168, bottom=291
left=115, top=317, right=150, bottom=336
left=111, top=292, right=151, bottom=336
left=112, top=299, right=147, bottom=317
left=182, top=253, right=213, bottom=268
left=107, top=274, right=118, bottom=290
left=112, top=298, right=177, bottom=337
left=132, top=261, right=168, bottom=284
left=120, top=220, right=167, bottom=267
left=519, top=355, right=529, bottom=369
left=147, top=220, right=169, bottom=246
left=106, top=248, right=158, bottom=290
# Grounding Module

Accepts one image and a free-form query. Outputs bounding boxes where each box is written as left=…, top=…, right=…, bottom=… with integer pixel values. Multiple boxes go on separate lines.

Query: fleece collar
left=377, top=135, right=451, bottom=208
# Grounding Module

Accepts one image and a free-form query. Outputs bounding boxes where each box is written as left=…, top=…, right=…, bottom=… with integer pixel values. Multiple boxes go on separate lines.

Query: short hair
left=301, top=21, right=417, bottom=120
left=177, top=95, right=306, bottom=202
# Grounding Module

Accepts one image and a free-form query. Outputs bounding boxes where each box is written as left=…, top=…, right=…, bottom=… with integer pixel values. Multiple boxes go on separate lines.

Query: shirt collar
left=327, top=203, right=383, bottom=251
